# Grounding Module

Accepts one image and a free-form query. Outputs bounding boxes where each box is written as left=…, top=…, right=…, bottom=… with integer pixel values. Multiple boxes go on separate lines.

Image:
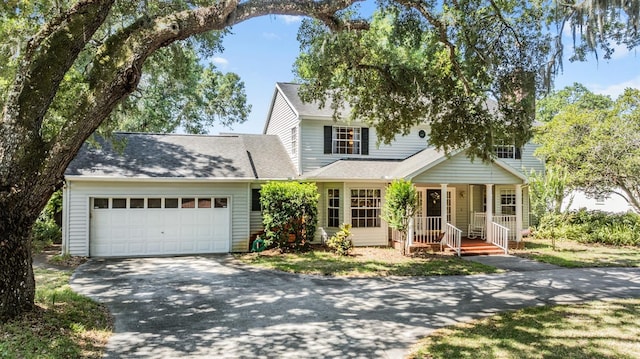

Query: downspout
left=61, top=181, right=70, bottom=255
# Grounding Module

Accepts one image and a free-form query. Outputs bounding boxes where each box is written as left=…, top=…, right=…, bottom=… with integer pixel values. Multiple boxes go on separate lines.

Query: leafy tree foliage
left=527, top=166, right=573, bottom=224
left=295, top=0, right=640, bottom=159
left=295, top=1, right=546, bottom=159
left=535, top=86, right=640, bottom=213
left=0, top=0, right=361, bottom=320
left=260, top=182, right=319, bottom=251
left=536, top=83, right=613, bottom=123
left=381, top=179, right=417, bottom=255
left=1, top=0, right=639, bottom=319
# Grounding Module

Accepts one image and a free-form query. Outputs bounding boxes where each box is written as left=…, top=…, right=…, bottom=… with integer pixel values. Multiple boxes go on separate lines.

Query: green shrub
left=31, top=218, right=62, bottom=252
left=260, top=181, right=319, bottom=251
left=535, top=209, right=640, bottom=246
left=381, top=179, right=418, bottom=255
left=326, top=223, right=353, bottom=256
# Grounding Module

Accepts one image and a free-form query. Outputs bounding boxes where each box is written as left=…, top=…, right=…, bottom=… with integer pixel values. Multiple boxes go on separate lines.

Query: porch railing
left=491, top=222, right=510, bottom=254
left=413, top=216, right=443, bottom=244
left=468, top=213, right=517, bottom=241
left=440, top=223, right=462, bottom=256
left=492, top=215, right=517, bottom=241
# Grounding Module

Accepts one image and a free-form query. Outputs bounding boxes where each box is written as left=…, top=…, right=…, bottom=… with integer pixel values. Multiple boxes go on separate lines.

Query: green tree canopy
left=535, top=86, right=640, bottom=212
left=1, top=0, right=640, bottom=320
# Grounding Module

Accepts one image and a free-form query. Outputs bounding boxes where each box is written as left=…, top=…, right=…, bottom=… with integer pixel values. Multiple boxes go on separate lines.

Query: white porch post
left=440, top=184, right=448, bottom=229
left=515, top=184, right=523, bottom=242
left=407, top=217, right=414, bottom=246
left=485, top=184, right=493, bottom=243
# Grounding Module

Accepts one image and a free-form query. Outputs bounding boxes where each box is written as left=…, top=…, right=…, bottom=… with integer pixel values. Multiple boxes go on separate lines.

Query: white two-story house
left=61, top=82, right=543, bottom=257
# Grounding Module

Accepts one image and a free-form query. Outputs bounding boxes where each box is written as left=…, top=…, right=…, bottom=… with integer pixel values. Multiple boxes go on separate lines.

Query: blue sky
left=212, top=14, right=639, bottom=135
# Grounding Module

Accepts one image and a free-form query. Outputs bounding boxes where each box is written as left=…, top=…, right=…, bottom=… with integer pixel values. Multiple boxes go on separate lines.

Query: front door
left=418, top=188, right=456, bottom=230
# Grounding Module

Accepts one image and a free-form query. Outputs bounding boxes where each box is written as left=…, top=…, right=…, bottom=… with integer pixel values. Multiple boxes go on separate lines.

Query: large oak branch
left=43, top=0, right=363, bottom=203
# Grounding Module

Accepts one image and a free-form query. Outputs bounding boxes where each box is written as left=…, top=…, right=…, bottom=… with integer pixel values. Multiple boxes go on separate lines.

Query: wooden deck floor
left=410, top=238, right=509, bottom=256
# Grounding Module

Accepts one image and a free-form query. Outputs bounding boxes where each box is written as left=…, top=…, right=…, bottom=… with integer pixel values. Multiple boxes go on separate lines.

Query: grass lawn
left=235, top=247, right=500, bottom=276
left=408, top=298, right=640, bottom=359
left=513, top=237, right=640, bottom=268
left=0, top=267, right=113, bottom=359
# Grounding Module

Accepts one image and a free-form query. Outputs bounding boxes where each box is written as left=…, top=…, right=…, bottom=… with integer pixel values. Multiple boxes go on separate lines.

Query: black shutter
left=515, top=147, right=522, bottom=159
left=251, top=189, right=261, bottom=212
left=324, top=126, right=332, bottom=154
left=361, top=128, right=369, bottom=155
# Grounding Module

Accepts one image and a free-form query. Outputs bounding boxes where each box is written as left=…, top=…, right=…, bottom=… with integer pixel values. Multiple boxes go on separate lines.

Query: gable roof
left=303, top=147, right=526, bottom=183
left=65, top=133, right=296, bottom=180
left=274, top=82, right=502, bottom=119
left=275, top=82, right=352, bottom=119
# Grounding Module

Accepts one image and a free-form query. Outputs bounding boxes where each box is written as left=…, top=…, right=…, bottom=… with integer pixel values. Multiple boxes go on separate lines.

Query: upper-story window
left=324, top=126, right=369, bottom=155
left=334, top=126, right=360, bottom=154
left=291, top=127, right=297, bottom=156
left=494, top=143, right=521, bottom=159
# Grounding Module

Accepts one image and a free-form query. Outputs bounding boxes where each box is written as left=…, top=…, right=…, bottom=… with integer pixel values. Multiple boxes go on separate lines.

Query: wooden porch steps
left=408, top=238, right=514, bottom=256
left=450, top=239, right=506, bottom=256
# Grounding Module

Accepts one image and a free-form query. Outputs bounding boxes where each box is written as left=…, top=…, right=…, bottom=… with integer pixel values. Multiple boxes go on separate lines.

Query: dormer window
left=495, top=143, right=521, bottom=159
left=324, top=126, right=369, bottom=155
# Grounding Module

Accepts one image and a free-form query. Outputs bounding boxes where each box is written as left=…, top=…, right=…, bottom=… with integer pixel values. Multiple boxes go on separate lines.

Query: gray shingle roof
left=302, top=159, right=404, bottom=180
left=302, top=147, right=448, bottom=181
left=276, top=82, right=351, bottom=118
left=276, top=82, right=500, bottom=120
left=65, top=133, right=296, bottom=180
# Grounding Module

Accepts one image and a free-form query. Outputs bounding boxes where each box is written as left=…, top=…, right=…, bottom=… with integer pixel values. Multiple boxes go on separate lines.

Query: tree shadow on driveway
left=70, top=255, right=640, bottom=358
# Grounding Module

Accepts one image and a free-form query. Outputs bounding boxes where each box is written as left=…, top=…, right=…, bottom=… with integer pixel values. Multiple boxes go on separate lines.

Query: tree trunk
left=0, top=207, right=36, bottom=320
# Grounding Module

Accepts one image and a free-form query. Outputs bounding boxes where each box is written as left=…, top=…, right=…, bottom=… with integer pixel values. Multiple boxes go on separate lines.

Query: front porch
left=390, top=182, right=528, bottom=256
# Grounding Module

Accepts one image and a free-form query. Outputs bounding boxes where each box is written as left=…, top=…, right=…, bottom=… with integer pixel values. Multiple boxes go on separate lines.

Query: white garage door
left=90, top=196, right=230, bottom=257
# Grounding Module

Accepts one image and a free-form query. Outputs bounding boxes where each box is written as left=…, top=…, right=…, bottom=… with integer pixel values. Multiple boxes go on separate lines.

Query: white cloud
left=262, top=32, right=280, bottom=40
left=211, top=57, right=229, bottom=67
left=589, top=75, right=640, bottom=97
left=609, top=43, right=630, bottom=59
left=278, top=15, right=303, bottom=24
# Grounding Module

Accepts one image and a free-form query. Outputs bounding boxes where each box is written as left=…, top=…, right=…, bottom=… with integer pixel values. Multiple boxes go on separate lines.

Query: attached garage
left=62, top=133, right=297, bottom=257
left=89, top=196, right=230, bottom=257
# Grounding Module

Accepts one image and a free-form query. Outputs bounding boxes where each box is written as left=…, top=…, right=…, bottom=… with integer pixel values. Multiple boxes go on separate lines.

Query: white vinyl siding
left=499, top=143, right=544, bottom=175
left=300, top=119, right=429, bottom=174
left=63, top=180, right=251, bottom=256
left=412, top=152, right=522, bottom=184
left=343, top=183, right=387, bottom=246
left=265, top=91, right=300, bottom=173
left=449, top=184, right=469, bottom=235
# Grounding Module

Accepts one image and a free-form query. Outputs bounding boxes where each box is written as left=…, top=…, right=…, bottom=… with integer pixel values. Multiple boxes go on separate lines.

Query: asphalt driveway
left=70, top=256, right=640, bottom=358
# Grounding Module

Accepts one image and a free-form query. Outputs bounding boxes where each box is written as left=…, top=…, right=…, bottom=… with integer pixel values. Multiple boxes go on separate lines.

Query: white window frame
left=350, top=188, right=381, bottom=228
left=327, top=189, right=340, bottom=228
left=333, top=126, right=361, bottom=155
left=495, top=143, right=516, bottom=159
left=500, top=189, right=517, bottom=215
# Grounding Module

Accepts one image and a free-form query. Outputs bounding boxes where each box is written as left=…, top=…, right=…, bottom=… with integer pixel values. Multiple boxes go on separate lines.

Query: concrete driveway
left=70, top=256, right=640, bottom=358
